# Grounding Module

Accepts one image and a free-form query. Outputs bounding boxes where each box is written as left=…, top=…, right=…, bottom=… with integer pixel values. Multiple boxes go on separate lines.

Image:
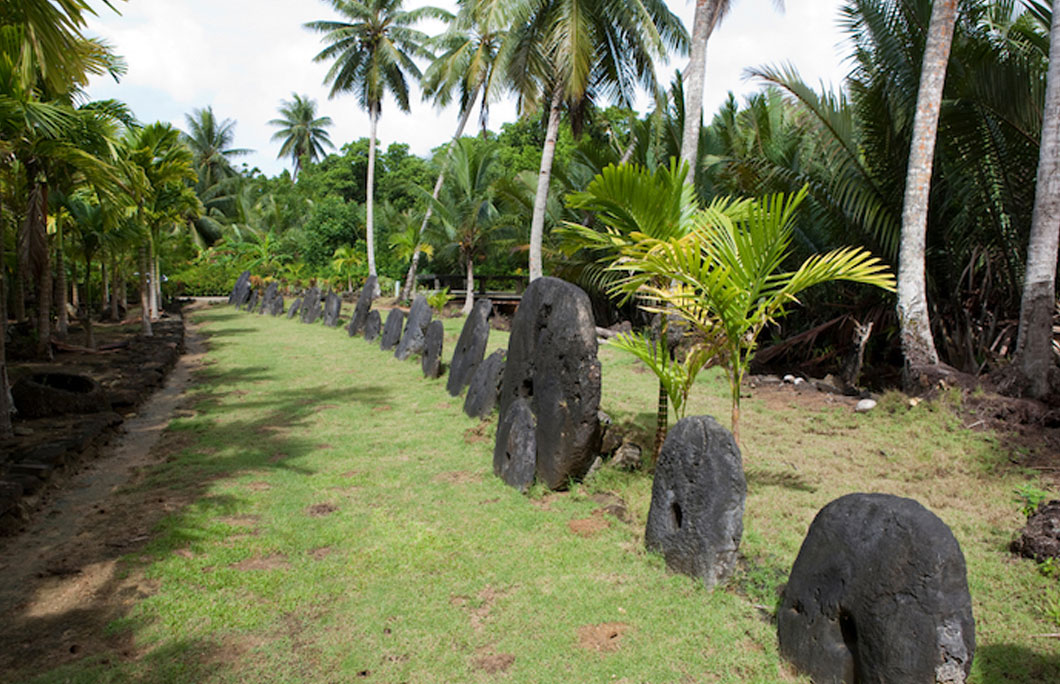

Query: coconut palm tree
left=502, top=0, right=687, bottom=280
left=1014, top=0, right=1060, bottom=398
left=182, top=106, right=250, bottom=225
left=399, top=0, right=511, bottom=300
left=269, top=93, right=335, bottom=180
left=421, top=138, right=506, bottom=315
left=306, top=0, right=445, bottom=295
left=896, top=0, right=957, bottom=384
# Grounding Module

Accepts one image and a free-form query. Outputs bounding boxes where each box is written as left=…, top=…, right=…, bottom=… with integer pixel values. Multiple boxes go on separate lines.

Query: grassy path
left=13, top=302, right=1060, bottom=682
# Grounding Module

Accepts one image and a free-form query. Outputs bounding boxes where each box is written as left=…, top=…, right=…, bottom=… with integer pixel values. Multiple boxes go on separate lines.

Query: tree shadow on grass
left=0, top=355, right=393, bottom=682
left=976, top=643, right=1060, bottom=683
left=744, top=465, right=817, bottom=493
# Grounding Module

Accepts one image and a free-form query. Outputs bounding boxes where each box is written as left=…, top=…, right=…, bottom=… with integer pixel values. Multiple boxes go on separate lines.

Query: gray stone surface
left=495, top=277, right=602, bottom=491
left=301, top=287, right=322, bottom=324
left=245, top=289, right=259, bottom=313
left=380, top=309, right=405, bottom=351
left=322, top=292, right=342, bottom=327
left=287, top=297, right=302, bottom=319
left=464, top=349, right=505, bottom=419
left=268, top=294, right=284, bottom=316
left=447, top=298, right=492, bottom=396
left=645, top=416, right=745, bottom=589
left=395, top=295, right=432, bottom=360
left=421, top=320, right=444, bottom=379
left=1012, top=500, right=1060, bottom=561
left=229, top=270, right=251, bottom=306
left=493, top=397, right=536, bottom=492
left=347, top=275, right=378, bottom=337
left=259, top=282, right=278, bottom=315
left=778, top=493, right=975, bottom=684
left=612, top=442, right=642, bottom=471
left=363, top=310, right=382, bottom=342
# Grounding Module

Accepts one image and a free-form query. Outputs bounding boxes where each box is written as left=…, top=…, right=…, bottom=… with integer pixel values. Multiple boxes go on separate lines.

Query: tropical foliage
left=607, top=187, right=896, bottom=444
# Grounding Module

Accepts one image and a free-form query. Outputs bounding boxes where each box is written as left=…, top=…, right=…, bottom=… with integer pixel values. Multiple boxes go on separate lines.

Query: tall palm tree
left=679, top=1, right=781, bottom=182
left=124, top=122, right=201, bottom=322
left=269, top=93, right=335, bottom=179
left=502, top=0, right=687, bottom=280
left=747, top=0, right=1046, bottom=372
left=1015, top=0, right=1060, bottom=398
left=306, top=0, right=444, bottom=294
left=422, top=138, right=506, bottom=315
left=896, top=0, right=957, bottom=383
left=399, top=0, right=510, bottom=301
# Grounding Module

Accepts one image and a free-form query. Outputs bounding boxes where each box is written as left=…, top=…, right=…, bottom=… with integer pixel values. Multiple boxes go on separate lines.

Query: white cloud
left=84, top=0, right=850, bottom=177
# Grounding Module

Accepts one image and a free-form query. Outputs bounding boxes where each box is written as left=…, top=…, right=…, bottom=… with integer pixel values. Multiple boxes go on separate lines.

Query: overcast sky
left=84, top=0, right=853, bottom=177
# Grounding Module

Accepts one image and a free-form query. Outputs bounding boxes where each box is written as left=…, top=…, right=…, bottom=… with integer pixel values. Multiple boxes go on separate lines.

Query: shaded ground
left=0, top=306, right=207, bottom=675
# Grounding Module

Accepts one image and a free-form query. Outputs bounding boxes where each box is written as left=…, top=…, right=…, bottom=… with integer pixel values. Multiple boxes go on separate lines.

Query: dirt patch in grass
left=577, top=622, right=630, bottom=653
left=340, top=470, right=361, bottom=478
left=305, top=502, right=338, bottom=517
left=473, top=650, right=516, bottom=674
left=569, top=514, right=611, bottom=537
left=451, top=585, right=513, bottom=633
left=308, top=546, right=334, bottom=561
left=231, top=554, right=290, bottom=571
left=530, top=493, right=567, bottom=511
left=463, top=420, right=491, bottom=444
left=268, top=452, right=289, bottom=463
left=371, top=404, right=392, bottom=412
left=315, top=443, right=333, bottom=451
left=432, top=470, right=480, bottom=485
left=246, top=481, right=271, bottom=492
left=174, top=548, right=196, bottom=559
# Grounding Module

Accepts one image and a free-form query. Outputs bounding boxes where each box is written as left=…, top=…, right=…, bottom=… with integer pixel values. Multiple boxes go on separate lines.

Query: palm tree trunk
left=1014, top=0, right=1060, bottom=398
left=153, top=250, right=162, bottom=316
left=896, top=0, right=956, bottom=384
left=147, top=232, right=158, bottom=319
left=653, top=381, right=668, bottom=460
left=83, top=254, right=94, bottom=350
left=366, top=105, right=380, bottom=296
left=27, top=182, right=52, bottom=359
left=529, top=89, right=564, bottom=281
left=461, top=254, right=475, bottom=317
left=111, top=257, right=121, bottom=321
left=679, top=0, right=723, bottom=175
left=55, top=223, right=68, bottom=337
left=101, top=260, right=109, bottom=312
left=139, top=244, right=152, bottom=337
left=400, top=83, right=482, bottom=301
left=0, top=206, right=11, bottom=438
left=13, top=256, right=24, bottom=322
left=36, top=251, right=51, bottom=358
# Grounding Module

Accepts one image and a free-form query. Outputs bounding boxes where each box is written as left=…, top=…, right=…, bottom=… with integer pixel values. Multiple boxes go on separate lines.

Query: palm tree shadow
left=744, top=465, right=817, bottom=493
left=976, top=643, right=1060, bottom=683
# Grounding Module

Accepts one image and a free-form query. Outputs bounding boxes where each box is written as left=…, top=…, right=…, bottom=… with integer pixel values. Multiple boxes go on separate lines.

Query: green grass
left=16, top=303, right=1060, bottom=683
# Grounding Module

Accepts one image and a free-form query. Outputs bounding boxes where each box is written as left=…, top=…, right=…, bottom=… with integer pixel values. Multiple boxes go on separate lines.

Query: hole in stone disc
left=671, top=501, right=683, bottom=530
left=839, top=607, right=859, bottom=675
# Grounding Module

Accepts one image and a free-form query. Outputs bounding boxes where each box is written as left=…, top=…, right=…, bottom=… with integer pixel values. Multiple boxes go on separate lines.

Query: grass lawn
left=13, top=301, right=1060, bottom=683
